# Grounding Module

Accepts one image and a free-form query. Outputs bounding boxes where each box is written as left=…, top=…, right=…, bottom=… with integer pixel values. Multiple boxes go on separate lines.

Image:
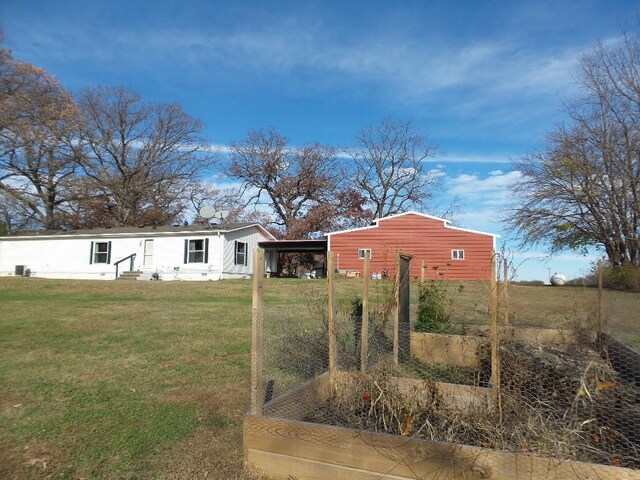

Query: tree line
left=0, top=32, right=438, bottom=238
left=2, top=25, right=640, bottom=270
left=0, top=53, right=215, bottom=232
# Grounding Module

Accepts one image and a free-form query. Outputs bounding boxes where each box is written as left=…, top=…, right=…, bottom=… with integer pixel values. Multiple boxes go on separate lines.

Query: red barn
left=326, top=212, right=497, bottom=280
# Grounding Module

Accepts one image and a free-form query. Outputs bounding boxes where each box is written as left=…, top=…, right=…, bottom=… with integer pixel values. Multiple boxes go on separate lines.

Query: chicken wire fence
left=249, top=249, right=640, bottom=478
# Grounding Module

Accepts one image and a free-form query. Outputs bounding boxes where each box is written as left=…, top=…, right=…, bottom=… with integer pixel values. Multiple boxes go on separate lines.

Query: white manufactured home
left=0, top=222, right=276, bottom=281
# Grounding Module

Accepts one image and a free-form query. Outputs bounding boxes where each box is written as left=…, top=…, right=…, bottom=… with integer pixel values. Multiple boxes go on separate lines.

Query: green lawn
left=0, top=277, right=637, bottom=479
left=0, top=278, right=258, bottom=479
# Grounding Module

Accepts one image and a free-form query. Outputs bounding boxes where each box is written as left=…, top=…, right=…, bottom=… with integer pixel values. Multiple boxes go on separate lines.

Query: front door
left=143, top=239, right=154, bottom=266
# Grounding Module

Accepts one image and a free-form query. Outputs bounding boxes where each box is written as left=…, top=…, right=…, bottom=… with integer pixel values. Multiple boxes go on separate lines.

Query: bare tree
left=0, top=189, right=35, bottom=233
left=228, top=127, right=367, bottom=238
left=350, top=119, right=439, bottom=219
left=76, top=86, right=215, bottom=227
left=188, top=182, right=250, bottom=224
left=507, top=28, right=640, bottom=267
left=0, top=46, right=80, bottom=230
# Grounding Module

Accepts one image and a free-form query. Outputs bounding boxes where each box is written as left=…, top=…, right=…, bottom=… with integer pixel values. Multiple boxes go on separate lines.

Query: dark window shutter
left=234, top=241, right=238, bottom=265
left=204, top=238, right=209, bottom=263
left=89, top=242, right=94, bottom=264
left=107, top=241, right=112, bottom=264
left=244, top=243, right=248, bottom=266
left=184, top=239, right=188, bottom=264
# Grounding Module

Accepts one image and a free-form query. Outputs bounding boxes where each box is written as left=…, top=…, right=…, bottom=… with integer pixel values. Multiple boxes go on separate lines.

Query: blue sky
left=2, top=0, right=637, bottom=280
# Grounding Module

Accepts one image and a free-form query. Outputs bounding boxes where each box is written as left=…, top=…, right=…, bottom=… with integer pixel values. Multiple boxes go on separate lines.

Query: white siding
left=0, top=232, right=224, bottom=281
left=0, top=236, right=141, bottom=280
left=222, top=227, right=268, bottom=279
left=0, top=225, right=272, bottom=281
left=149, top=234, right=224, bottom=281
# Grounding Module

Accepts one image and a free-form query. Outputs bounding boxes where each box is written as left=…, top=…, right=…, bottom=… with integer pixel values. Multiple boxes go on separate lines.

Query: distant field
left=0, top=277, right=637, bottom=479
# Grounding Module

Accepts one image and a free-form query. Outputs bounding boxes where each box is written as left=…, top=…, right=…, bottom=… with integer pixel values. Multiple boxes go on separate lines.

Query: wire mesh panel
left=262, top=280, right=328, bottom=400
left=247, top=249, right=640, bottom=479
left=604, top=282, right=640, bottom=350
left=600, top=275, right=640, bottom=470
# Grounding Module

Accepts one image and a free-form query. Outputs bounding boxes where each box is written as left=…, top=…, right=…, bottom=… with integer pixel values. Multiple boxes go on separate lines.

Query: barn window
left=451, top=249, right=465, bottom=260
left=235, top=241, right=248, bottom=266
left=358, top=248, right=372, bottom=260
left=90, top=241, right=111, bottom=264
left=184, top=238, right=209, bottom=263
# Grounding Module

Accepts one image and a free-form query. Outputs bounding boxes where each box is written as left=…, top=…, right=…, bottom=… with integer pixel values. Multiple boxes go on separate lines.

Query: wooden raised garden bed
left=410, top=327, right=597, bottom=367
left=245, top=371, right=639, bottom=480
left=245, top=251, right=640, bottom=479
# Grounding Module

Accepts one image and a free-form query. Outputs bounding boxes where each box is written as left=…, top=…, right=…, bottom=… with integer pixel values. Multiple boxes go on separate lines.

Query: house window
left=90, top=241, right=111, bottom=264
left=184, top=238, right=209, bottom=263
left=358, top=248, right=372, bottom=260
left=189, top=240, right=205, bottom=263
left=235, top=241, right=248, bottom=266
left=452, top=249, right=465, bottom=260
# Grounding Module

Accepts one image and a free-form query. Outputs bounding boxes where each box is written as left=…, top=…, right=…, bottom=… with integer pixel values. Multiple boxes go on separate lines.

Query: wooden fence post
left=598, top=259, right=605, bottom=336
left=393, top=254, right=400, bottom=365
left=503, top=257, right=509, bottom=326
left=250, top=248, right=265, bottom=416
left=490, top=253, right=502, bottom=425
left=394, top=253, right=413, bottom=364
left=327, top=251, right=337, bottom=392
left=361, top=251, right=370, bottom=372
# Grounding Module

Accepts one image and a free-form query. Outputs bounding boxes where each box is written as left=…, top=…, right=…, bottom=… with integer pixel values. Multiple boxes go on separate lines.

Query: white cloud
left=426, top=154, right=514, bottom=164
left=206, top=143, right=232, bottom=154
left=11, top=14, right=588, bottom=111
left=427, top=168, right=447, bottom=180
left=439, top=170, right=523, bottom=233
left=211, top=30, right=582, bottom=105
left=448, top=171, right=522, bottom=197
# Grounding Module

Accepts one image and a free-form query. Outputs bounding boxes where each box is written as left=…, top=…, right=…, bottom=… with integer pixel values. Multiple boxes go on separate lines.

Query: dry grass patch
left=307, top=345, right=639, bottom=468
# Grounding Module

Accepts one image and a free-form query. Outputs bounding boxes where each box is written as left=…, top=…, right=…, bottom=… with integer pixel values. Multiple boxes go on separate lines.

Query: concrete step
left=117, top=270, right=143, bottom=280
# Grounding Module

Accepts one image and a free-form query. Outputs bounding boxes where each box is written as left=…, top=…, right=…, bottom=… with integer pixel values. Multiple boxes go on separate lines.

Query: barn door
left=143, top=239, right=154, bottom=266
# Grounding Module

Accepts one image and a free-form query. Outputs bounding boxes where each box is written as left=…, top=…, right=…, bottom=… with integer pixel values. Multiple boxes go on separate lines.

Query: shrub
left=414, top=279, right=461, bottom=333
left=603, top=264, right=640, bottom=291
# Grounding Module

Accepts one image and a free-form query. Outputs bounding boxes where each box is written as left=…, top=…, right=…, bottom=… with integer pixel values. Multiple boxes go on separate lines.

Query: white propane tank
left=550, top=272, right=567, bottom=286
